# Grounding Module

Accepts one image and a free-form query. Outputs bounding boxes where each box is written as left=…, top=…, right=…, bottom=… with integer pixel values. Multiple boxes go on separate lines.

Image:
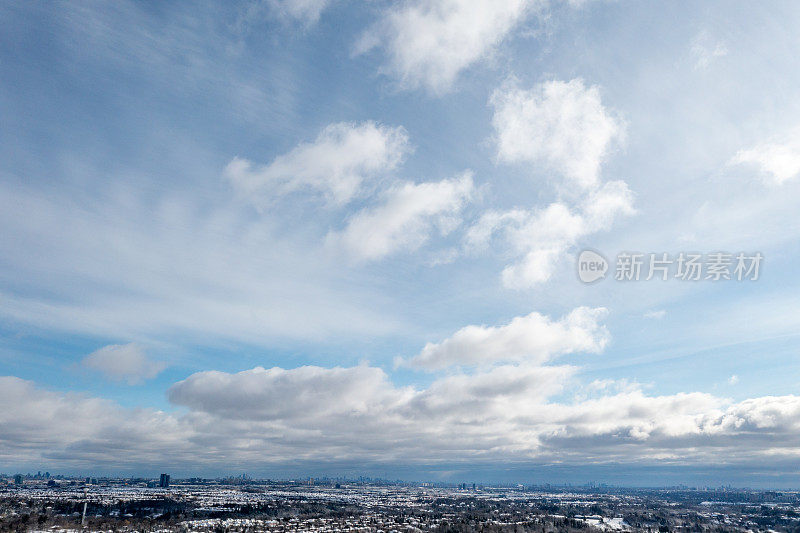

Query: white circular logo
left=577, top=250, right=608, bottom=283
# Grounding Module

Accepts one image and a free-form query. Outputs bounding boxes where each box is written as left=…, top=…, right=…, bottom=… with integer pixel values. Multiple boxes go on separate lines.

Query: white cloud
left=328, top=172, right=474, bottom=261
left=357, top=0, right=541, bottom=94
left=580, top=179, right=637, bottom=228
left=643, top=309, right=666, bottom=320
left=169, top=365, right=410, bottom=421
left=499, top=202, right=586, bottom=287
left=690, top=30, right=728, bottom=70
left=729, top=374, right=740, bottom=385
left=403, top=364, right=575, bottom=419
left=467, top=180, right=634, bottom=288
left=730, top=133, right=800, bottom=185
left=404, top=306, right=609, bottom=370
left=0, top=376, right=189, bottom=470
left=81, top=343, right=166, bottom=385
left=582, top=378, right=643, bottom=398
left=463, top=209, right=529, bottom=252
left=224, top=122, right=411, bottom=205
left=491, top=79, right=624, bottom=189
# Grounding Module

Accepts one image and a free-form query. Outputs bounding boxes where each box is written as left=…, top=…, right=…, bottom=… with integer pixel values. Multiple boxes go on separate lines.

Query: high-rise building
left=159, top=473, right=170, bottom=488
left=14, top=474, right=23, bottom=485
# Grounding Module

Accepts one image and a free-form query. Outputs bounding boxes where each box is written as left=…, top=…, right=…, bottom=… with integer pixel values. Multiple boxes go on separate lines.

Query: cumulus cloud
left=328, top=172, right=474, bottom=261
left=169, top=365, right=410, bottom=421
left=0, top=376, right=189, bottom=470
left=404, top=364, right=575, bottom=420
left=171, top=363, right=580, bottom=440
left=224, top=122, right=411, bottom=205
left=491, top=79, right=624, bottom=189
left=404, top=307, right=609, bottom=370
left=4, top=370, right=800, bottom=470
left=81, top=343, right=166, bottom=385
left=357, top=0, right=541, bottom=93
left=730, top=132, right=800, bottom=185
left=466, top=180, right=634, bottom=287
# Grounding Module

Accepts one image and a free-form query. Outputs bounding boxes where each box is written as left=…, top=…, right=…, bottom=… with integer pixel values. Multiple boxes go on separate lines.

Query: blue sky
left=2, top=0, right=800, bottom=485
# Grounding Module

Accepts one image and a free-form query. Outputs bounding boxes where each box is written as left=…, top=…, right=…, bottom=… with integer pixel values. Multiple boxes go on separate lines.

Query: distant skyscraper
left=14, top=474, right=23, bottom=485
left=159, top=473, right=170, bottom=487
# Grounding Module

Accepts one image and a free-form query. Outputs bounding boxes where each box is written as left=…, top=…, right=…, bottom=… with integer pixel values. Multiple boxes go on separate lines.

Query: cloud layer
left=4, top=307, right=799, bottom=472
left=4, top=367, right=800, bottom=471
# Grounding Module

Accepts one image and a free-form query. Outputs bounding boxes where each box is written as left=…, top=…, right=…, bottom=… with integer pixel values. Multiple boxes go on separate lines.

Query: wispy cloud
left=466, top=180, right=634, bottom=288
left=0, top=182, right=402, bottom=343
left=268, top=0, right=334, bottom=26
left=81, top=343, right=166, bottom=385
left=225, top=122, right=411, bottom=206
left=690, top=30, right=728, bottom=70
left=730, top=131, right=800, bottom=185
